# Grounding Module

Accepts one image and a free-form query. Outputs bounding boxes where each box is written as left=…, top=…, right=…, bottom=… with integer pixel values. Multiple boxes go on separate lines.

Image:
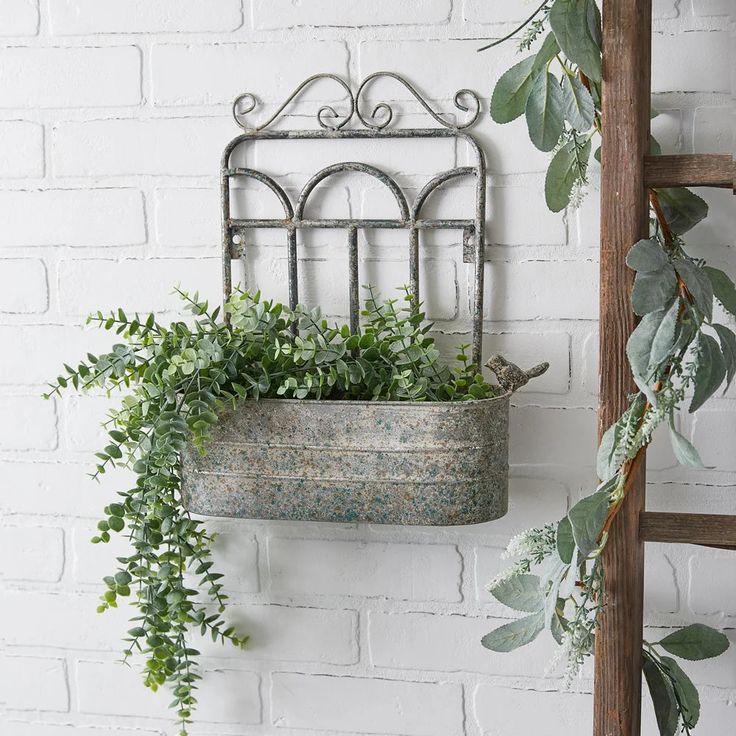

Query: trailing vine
left=46, top=287, right=497, bottom=734
left=480, top=2, right=732, bottom=734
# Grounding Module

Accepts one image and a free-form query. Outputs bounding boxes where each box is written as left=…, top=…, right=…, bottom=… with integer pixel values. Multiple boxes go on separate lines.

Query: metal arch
left=220, top=73, right=490, bottom=366
left=295, top=162, right=410, bottom=221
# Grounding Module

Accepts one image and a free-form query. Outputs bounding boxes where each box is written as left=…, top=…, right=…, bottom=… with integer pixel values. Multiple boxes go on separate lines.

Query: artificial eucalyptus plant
left=46, top=287, right=497, bottom=734
left=480, top=2, right=732, bottom=734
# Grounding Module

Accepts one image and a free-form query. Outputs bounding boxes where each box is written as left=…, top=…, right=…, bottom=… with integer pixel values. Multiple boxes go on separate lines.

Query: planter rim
left=226, top=393, right=510, bottom=409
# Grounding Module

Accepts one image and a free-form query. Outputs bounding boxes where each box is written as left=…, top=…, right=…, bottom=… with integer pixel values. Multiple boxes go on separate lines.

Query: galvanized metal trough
left=182, top=395, right=510, bottom=525
left=180, top=73, right=534, bottom=526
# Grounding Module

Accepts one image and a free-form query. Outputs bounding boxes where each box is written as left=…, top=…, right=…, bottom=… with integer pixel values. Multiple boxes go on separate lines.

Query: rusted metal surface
left=184, top=72, right=512, bottom=526
left=182, top=395, right=509, bottom=525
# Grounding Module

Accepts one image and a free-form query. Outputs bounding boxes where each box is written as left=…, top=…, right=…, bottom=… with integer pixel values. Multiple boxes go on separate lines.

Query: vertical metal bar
left=221, top=170, right=232, bottom=318
left=287, top=227, right=298, bottom=335
left=348, top=226, right=360, bottom=334
left=409, top=227, right=419, bottom=313
left=594, top=2, right=651, bottom=735
left=472, top=164, right=486, bottom=368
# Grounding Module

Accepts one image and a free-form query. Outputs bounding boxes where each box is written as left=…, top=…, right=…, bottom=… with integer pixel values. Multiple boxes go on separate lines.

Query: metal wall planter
left=181, top=72, right=522, bottom=526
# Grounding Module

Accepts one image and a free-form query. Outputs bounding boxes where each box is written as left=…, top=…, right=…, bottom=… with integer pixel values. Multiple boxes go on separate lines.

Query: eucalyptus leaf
left=525, top=71, right=566, bottom=152
left=562, top=74, right=595, bottom=131
left=660, top=656, right=700, bottom=728
left=704, top=265, right=736, bottom=318
left=556, top=516, right=575, bottom=564
left=481, top=611, right=545, bottom=653
left=489, top=574, right=544, bottom=613
left=631, top=265, right=678, bottom=317
left=549, top=0, right=602, bottom=83
left=713, top=324, right=736, bottom=392
left=659, top=623, right=730, bottom=661
left=669, top=424, right=705, bottom=469
left=674, top=259, right=713, bottom=321
left=545, top=137, right=592, bottom=212
left=491, top=55, right=539, bottom=124
left=689, top=332, right=726, bottom=413
left=643, top=653, right=679, bottom=736
left=657, top=188, right=709, bottom=235
left=567, top=490, right=610, bottom=557
left=626, top=238, right=668, bottom=273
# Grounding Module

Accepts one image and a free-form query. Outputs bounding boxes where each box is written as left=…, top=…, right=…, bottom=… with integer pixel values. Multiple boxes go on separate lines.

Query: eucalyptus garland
left=46, top=287, right=497, bottom=734
left=480, top=2, right=732, bottom=734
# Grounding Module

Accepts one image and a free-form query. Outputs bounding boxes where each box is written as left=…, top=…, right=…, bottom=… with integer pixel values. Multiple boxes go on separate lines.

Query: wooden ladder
left=595, top=2, right=736, bottom=734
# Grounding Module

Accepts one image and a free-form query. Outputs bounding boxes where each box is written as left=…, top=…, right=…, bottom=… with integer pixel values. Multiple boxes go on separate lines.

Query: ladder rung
left=640, top=511, right=736, bottom=549
left=644, top=154, right=735, bottom=189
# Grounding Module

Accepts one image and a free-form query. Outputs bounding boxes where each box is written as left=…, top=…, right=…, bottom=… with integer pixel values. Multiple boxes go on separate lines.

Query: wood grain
left=640, top=512, right=736, bottom=549
left=645, top=154, right=735, bottom=189
left=595, top=1, right=651, bottom=734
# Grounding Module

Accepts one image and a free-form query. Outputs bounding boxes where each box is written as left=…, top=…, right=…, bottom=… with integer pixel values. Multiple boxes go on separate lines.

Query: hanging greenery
left=480, top=2, right=732, bottom=734
left=46, top=287, right=497, bottom=734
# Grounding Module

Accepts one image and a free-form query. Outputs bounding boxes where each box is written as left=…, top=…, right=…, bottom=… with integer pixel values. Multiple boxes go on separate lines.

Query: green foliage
left=47, top=286, right=498, bottom=734
left=481, top=2, right=732, bottom=733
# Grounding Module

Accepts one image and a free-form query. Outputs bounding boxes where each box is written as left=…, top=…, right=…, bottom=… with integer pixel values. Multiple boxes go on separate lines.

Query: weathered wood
left=645, top=154, right=735, bottom=189
left=595, top=1, right=651, bottom=734
left=640, top=512, right=736, bottom=549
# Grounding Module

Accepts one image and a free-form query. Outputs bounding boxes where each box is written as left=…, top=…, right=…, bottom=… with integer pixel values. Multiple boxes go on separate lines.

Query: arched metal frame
left=221, top=72, right=488, bottom=365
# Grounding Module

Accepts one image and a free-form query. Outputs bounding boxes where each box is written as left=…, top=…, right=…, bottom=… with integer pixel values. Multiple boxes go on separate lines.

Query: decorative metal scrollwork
left=231, top=71, right=482, bottom=133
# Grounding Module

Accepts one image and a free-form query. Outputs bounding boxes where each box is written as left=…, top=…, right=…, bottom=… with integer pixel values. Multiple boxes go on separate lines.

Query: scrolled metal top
left=231, top=71, right=482, bottom=133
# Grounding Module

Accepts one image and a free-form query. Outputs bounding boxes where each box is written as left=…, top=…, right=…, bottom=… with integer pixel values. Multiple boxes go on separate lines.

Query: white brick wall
left=0, top=2, right=733, bottom=735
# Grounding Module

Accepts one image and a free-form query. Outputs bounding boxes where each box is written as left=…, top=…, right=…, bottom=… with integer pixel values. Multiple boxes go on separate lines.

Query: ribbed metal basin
left=181, top=395, right=510, bottom=526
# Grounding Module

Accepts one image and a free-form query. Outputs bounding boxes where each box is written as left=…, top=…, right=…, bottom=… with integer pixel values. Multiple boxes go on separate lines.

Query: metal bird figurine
left=485, top=354, right=550, bottom=394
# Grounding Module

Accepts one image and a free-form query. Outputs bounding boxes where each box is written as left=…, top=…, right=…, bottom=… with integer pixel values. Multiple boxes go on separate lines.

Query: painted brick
left=462, top=0, right=535, bottom=24
left=644, top=544, right=679, bottom=614
left=62, top=394, right=113, bottom=453
left=271, top=672, right=463, bottom=735
left=0, top=259, right=47, bottom=313
left=690, top=550, right=736, bottom=616
left=652, top=32, right=731, bottom=93
left=195, top=604, right=358, bottom=664
left=688, top=188, right=736, bottom=247
left=0, top=396, right=57, bottom=451
left=153, top=187, right=220, bottom=247
left=692, top=410, right=736, bottom=471
left=0, top=121, right=43, bottom=177
left=692, top=0, right=733, bottom=16
left=152, top=42, right=349, bottom=106
left=53, top=117, right=233, bottom=177
left=0, top=525, right=64, bottom=582
left=694, top=107, right=733, bottom=154
left=369, top=611, right=560, bottom=678
left=0, top=0, right=38, bottom=36
left=482, top=116, right=554, bottom=175
left=0, top=461, right=130, bottom=518
left=0, top=189, right=145, bottom=248
left=0, top=325, right=112, bottom=384
left=49, top=0, right=242, bottom=34
left=77, top=660, right=261, bottom=723
left=255, top=0, right=451, bottom=28
left=483, top=261, right=599, bottom=321
left=0, top=590, right=127, bottom=650
left=5, top=725, right=162, bottom=736
left=268, top=538, right=462, bottom=601
left=0, top=47, right=140, bottom=108
left=0, top=656, right=68, bottom=712
left=58, top=258, right=221, bottom=316
left=473, top=684, right=592, bottom=736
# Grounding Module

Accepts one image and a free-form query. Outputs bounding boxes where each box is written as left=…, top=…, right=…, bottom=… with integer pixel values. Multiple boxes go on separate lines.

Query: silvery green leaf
left=631, top=265, right=678, bottom=316
left=567, top=490, right=610, bottom=557
left=674, top=259, right=713, bottom=321
left=690, top=332, right=726, bottom=413
left=660, top=656, right=700, bottom=728
left=657, top=187, right=709, bottom=235
left=626, top=301, right=679, bottom=394
left=558, top=564, right=577, bottom=600
left=491, top=55, right=539, bottom=124
left=597, top=419, right=624, bottom=481
left=549, top=0, right=602, bottom=83
left=704, top=266, right=736, bottom=318
left=556, top=516, right=575, bottom=564
left=669, top=424, right=705, bottom=469
left=550, top=612, right=567, bottom=645
left=489, top=574, right=544, bottom=613
left=713, top=324, right=736, bottom=392
left=626, top=238, right=668, bottom=273
left=481, top=611, right=545, bottom=653
left=525, top=72, right=566, bottom=152
left=545, top=137, right=592, bottom=212
left=562, top=74, right=595, bottom=131
left=643, top=653, right=679, bottom=736
left=532, top=32, right=561, bottom=74
left=659, top=623, right=730, bottom=661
